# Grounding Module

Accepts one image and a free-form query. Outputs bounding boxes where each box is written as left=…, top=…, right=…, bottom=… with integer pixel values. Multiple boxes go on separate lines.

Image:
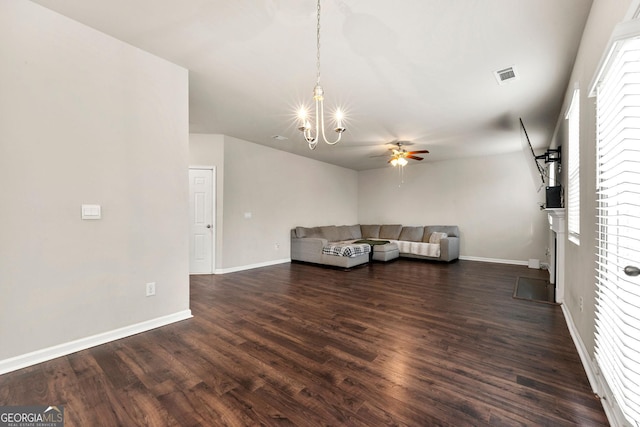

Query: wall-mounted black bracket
left=536, top=147, right=561, bottom=164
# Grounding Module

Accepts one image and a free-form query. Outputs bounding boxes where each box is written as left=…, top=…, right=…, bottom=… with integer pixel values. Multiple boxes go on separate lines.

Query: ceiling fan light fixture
left=385, top=141, right=429, bottom=168
left=390, top=154, right=408, bottom=167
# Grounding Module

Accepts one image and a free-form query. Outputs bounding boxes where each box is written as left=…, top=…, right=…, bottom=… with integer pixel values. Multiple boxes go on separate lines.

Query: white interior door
left=189, top=168, right=215, bottom=274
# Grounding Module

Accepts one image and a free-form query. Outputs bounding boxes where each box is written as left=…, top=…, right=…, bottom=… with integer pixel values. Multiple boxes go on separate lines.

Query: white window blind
left=567, top=89, right=581, bottom=243
left=594, top=36, right=640, bottom=427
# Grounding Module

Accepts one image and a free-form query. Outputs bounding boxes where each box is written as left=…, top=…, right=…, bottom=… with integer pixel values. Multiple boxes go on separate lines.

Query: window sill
left=568, top=233, right=580, bottom=246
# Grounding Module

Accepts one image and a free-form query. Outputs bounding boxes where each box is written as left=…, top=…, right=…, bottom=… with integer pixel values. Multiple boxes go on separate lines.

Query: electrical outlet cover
left=146, top=282, right=156, bottom=296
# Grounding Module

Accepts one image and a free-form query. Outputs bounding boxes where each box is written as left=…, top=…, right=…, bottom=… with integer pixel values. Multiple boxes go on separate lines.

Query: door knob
left=206, top=224, right=212, bottom=229
left=624, top=265, right=640, bottom=277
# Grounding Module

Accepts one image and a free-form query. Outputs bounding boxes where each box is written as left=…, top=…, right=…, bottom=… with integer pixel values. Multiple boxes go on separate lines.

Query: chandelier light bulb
left=334, top=109, right=345, bottom=133
left=297, top=109, right=310, bottom=131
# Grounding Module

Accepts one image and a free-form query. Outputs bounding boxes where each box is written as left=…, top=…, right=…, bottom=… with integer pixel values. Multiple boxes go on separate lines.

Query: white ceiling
left=31, top=0, right=593, bottom=171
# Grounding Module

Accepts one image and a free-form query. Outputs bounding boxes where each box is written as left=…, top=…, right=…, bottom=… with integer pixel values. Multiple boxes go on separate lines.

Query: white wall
left=0, top=1, right=190, bottom=362
left=358, top=152, right=549, bottom=263
left=190, top=135, right=359, bottom=272
left=551, top=0, right=633, bottom=358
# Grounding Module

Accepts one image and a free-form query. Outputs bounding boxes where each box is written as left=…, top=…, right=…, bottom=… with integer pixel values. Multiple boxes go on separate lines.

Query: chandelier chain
left=316, top=0, right=321, bottom=85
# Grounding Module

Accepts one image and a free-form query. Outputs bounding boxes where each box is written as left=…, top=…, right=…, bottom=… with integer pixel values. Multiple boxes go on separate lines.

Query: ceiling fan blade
left=406, top=150, right=430, bottom=154
left=407, top=155, right=424, bottom=161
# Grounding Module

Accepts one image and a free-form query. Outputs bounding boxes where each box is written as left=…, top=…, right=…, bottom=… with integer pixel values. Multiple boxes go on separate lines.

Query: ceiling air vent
left=494, top=66, right=519, bottom=85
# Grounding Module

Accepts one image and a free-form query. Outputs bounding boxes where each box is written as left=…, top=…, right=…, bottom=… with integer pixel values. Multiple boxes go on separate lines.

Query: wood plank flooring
left=0, top=260, right=608, bottom=426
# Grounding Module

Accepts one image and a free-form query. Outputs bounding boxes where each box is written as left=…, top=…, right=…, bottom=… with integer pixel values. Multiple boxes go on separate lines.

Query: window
left=593, top=34, right=640, bottom=427
left=566, top=88, right=580, bottom=244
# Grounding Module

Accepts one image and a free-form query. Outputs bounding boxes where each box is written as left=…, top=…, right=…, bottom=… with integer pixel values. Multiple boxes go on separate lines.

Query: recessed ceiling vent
left=494, top=66, right=519, bottom=85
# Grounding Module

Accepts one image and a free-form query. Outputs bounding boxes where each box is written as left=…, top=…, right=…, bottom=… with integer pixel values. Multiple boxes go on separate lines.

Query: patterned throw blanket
left=322, top=243, right=371, bottom=258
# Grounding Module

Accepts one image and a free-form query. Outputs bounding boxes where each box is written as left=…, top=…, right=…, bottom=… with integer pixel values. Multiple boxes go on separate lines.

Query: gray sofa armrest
left=439, top=237, right=460, bottom=262
left=291, top=237, right=328, bottom=263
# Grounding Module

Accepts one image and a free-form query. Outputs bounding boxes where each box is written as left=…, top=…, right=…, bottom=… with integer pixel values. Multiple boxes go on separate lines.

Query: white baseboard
left=560, top=304, right=600, bottom=394
left=459, top=255, right=528, bottom=266
left=0, top=310, right=192, bottom=375
left=561, top=304, right=628, bottom=427
left=217, top=257, right=541, bottom=272
left=458, top=256, right=549, bottom=270
left=213, top=257, right=549, bottom=273
left=214, top=258, right=290, bottom=274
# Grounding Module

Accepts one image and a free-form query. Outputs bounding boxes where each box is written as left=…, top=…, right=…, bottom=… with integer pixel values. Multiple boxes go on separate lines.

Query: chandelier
left=297, top=0, right=346, bottom=150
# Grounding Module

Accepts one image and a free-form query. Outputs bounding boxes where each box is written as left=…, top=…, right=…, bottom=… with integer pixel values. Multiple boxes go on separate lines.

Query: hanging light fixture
left=389, top=151, right=409, bottom=167
left=297, top=0, right=346, bottom=150
left=389, top=149, right=409, bottom=186
left=389, top=154, right=409, bottom=168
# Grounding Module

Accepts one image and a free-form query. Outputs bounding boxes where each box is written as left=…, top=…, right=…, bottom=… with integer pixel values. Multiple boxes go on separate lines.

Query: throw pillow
left=429, top=232, right=448, bottom=244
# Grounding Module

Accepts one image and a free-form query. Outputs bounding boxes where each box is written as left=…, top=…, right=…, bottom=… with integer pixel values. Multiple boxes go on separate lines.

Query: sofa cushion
left=296, top=226, right=316, bottom=238
left=360, top=224, right=380, bottom=239
left=399, top=226, right=425, bottom=242
left=336, top=225, right=355, bottom=241
left=379, top=224, right=402, bottom=240
left=316, top=225, right=340, bottom=242
left=347, top=224, right=363, bottom=240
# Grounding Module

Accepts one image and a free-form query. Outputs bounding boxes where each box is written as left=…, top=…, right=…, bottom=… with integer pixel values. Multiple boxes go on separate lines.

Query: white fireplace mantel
left=545, top=208, right=565, bottom=303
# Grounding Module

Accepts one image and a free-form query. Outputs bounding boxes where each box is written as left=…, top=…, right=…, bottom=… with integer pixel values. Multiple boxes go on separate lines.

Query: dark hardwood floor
left=0, top=260, right=608, bottom=426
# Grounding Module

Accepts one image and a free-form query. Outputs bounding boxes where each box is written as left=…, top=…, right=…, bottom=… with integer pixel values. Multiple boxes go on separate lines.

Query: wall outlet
left=146, top=282, right=156, bottom=297
left=579, top=296, right=583, bottom=312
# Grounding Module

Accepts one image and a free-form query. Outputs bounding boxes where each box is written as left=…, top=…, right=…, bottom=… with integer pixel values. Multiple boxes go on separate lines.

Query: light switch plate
left=81, top=204, right=101, bottom=220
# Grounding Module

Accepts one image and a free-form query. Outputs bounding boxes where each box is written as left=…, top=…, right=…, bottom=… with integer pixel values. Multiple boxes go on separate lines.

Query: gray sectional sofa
left=290, top=224, right=460, bottom=268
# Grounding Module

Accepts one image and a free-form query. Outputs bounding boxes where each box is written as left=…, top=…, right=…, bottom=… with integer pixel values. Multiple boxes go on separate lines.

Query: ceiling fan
left=386, top=141, right=429, bottom=166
